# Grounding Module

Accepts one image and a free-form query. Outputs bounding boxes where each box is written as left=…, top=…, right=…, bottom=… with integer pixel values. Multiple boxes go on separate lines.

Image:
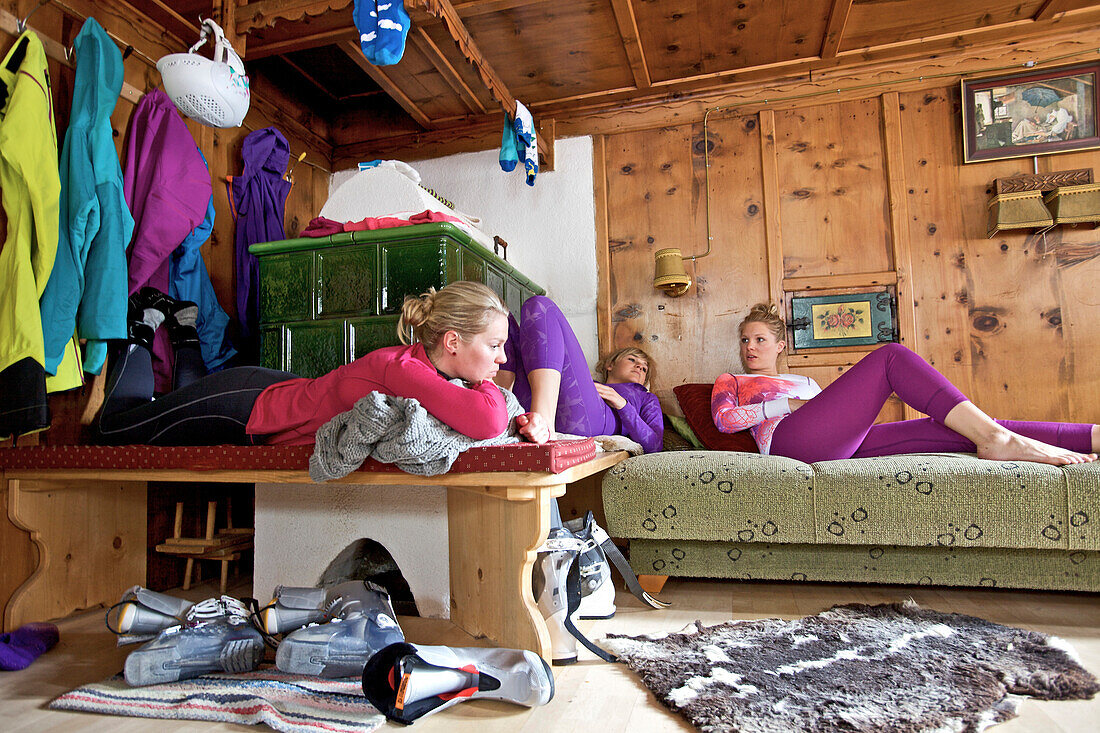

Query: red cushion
left=0, top=439, right=597, bottom=475
left=672, top=383, right=759, bottom=453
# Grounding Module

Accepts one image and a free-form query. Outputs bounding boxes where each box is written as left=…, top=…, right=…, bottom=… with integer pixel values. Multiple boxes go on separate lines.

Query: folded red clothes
left=0, top=439, right=598, bottom=475
left=299, top=209, right=464, bottom=237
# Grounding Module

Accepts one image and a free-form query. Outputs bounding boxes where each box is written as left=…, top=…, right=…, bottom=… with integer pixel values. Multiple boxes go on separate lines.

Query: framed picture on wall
left=961, top=61, right=1100, bottom=163
left=788, top=292, right=897, bottom=351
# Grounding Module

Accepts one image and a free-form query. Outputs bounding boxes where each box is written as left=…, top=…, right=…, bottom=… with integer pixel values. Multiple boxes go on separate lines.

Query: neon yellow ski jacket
left=0, top=31, right=60, bottom=435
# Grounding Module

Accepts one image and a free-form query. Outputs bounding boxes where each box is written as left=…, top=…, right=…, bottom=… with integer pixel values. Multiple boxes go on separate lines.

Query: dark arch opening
left=318, top=538, right=419, bottom=616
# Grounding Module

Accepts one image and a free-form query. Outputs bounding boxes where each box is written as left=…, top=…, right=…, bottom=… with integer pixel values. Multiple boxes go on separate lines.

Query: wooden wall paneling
left=593, top=135, right=612, bottom=354
left=783, top=270, right=896, bottom=292
left=758, top=110, right=786, bottom=323
left=203, top=125, right=237, bottom=319
left=602, top=114, right=770, bottom=409
left=898, top=88, right=979, bottom=407
left=1031, top=147, right=1100, bottom=423
left=602, top=125, right=698, bottom=410
left=898, top=86, right=1081, bottom=423
left=693, top=113, right=772, bottom=381
left=881, top=91, right=920, bottom=420
left=960, top=200, right=1071, bottom=422
left=773, top=98, right=892, bottom=279
left=1054, top=238, right=1100, bottom=423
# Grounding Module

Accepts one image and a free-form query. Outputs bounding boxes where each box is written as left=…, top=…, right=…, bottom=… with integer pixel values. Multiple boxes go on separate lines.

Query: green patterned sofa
left=601, top=451, right=1100, bottom=591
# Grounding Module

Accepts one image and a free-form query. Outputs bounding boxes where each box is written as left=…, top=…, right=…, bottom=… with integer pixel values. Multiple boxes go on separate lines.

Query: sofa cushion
left=602, top=451, right=816, bottom=543
left=672, top=383, right=758, bottom=453
left=1066, top=462, right=1100, bottom=551
left=627, top=539, right=1100, bottom=591
left=664, top=414, right=704, bottom=450
left=812, top=453, right=1073, bottom=550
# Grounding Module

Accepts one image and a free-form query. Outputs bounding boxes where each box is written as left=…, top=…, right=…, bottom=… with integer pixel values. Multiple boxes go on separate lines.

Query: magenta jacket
left=122, top=89, right=212, bottom=390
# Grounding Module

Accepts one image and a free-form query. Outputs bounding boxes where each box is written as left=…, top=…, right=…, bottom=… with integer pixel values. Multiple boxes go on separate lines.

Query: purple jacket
left=229, top=127, right=291, bottom=341
left=123, top=89, right=212, bottom=390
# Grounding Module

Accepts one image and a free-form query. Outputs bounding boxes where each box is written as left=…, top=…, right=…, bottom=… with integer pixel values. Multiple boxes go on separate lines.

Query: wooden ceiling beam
left=280, top=54, right=341, bottom=101
left=409, top=0, right=517, bottom=116
left=334, top=117, right=501, bottom=167
left=339, top=41, right=434, bottom=128
left=237, top=0, right=353, bottom=34
left=609, top=0, right=650, bottom=89
left=409, top=27, right=489, bottom=114
left=408, top=0, right=551, bottom=166
left=521, top=11, right=1100, bottom=128
left=246, top=26, right=358, bottom=59
left=125, top=0, right=199, bottom=45
left=820, top=0, right=854, bottom=59
left=1035, top=0, right=1075, bottom=21
left=450, top=0, right=553, bottom=17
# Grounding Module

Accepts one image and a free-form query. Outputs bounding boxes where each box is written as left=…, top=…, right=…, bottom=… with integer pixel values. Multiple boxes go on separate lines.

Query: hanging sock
left=499, top=112, right=519, bottom=172
left=355, top=0, right=411, bottom=66
left=0, top=622, right=59, bottom=671
left=513, top=101, right=538, bottom=186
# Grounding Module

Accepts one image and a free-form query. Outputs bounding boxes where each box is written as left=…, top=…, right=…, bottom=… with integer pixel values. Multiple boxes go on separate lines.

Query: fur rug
left=600, top=601, right=1099, bottom=733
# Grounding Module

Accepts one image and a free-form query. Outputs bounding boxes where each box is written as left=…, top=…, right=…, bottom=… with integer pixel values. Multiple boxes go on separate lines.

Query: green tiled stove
left=249, top=222, right=543, bottom=378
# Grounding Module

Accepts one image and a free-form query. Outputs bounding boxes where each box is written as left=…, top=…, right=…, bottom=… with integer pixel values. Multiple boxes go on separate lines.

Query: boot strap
left=599, top=538, right=671, bottom=610
left=562, top=553, right=618, bottom=663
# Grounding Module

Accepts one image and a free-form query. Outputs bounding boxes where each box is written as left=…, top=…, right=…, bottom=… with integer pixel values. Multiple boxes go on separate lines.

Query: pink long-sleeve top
left=711, top=372, right=821, bottom=454
left=246, top=343, right=509, bottom=446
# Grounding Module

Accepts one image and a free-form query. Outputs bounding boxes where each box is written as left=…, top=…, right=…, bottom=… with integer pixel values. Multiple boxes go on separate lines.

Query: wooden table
left=1, top=451, right=628, bottom=660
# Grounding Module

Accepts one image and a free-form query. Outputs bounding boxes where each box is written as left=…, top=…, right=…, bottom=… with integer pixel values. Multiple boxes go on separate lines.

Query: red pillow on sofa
left=672, top=383, right=759, bottom=453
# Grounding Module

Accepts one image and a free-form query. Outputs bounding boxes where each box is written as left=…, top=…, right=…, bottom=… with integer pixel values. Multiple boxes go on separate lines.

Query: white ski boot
left=362, top=642, right=554, bottom=724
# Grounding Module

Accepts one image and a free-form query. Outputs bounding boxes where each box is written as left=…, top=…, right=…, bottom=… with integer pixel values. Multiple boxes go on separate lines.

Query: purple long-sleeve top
left=605, top=381, right=664, bottom=454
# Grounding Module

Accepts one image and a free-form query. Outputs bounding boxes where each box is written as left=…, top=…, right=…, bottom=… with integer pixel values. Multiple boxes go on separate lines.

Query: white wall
left=254, top=483, right=451, bottom=618
left=331, top=136, right=600, bottom=364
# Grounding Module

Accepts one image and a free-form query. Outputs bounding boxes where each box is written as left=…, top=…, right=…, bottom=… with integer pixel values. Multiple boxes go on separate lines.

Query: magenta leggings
left=502, top=296, right=618, bottom=437
left=769, top=343, right=1094, bottom=462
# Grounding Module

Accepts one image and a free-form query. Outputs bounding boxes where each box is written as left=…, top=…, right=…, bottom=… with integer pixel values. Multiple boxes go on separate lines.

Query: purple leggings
left=503, top=296, right=617, bottom=437
left=769, top=342, right=1094, bottom=462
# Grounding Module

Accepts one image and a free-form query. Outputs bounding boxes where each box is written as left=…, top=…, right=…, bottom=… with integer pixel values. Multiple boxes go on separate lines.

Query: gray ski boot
left=122, top=596, right=265, bottom=686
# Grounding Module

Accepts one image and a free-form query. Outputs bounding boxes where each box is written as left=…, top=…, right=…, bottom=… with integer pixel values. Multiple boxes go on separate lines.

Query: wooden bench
left=0, top=441, right=628, bottom=661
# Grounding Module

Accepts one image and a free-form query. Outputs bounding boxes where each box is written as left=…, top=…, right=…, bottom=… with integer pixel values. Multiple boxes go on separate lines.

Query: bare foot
left=977, top=430, right=1098, bottom=466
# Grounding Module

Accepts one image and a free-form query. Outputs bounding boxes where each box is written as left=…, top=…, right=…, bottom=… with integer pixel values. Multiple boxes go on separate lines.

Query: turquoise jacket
left=41, top=18, right=134, bottom=380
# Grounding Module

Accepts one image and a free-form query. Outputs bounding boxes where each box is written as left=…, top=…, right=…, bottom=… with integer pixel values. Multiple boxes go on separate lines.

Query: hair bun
left=748, top=302, right=777, bottom=318
left=400, top=289, right=437, bottom=330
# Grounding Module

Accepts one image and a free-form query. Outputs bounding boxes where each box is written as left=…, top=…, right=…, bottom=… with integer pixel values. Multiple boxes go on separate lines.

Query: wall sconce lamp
left=654, top=248, right=692, bottom=296
left=652, top=107, right=723, bottom=297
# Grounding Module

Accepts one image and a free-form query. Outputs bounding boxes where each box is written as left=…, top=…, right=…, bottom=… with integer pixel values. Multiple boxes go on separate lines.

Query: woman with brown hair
left=712, top=302, right=1098, bottom=465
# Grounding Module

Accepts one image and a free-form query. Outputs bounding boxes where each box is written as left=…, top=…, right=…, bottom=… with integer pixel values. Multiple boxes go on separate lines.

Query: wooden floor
left=3, top=578, right=1099, bottom=732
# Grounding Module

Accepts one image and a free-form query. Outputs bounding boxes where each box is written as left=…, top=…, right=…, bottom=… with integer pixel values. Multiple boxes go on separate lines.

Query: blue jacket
left=169, top=182, right=237, bottom=372
left=40, top=18, right=133, bottom=380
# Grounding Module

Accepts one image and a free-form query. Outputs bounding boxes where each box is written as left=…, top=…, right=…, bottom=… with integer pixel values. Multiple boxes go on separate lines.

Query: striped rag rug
left=48, top=668, right=384, bottom=733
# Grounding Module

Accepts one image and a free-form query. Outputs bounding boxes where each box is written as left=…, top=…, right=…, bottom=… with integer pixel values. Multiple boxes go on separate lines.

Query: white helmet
left=157, top=18, right=250, bottom=128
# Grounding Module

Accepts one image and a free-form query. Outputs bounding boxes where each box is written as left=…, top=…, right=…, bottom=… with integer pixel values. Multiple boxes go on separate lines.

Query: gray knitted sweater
left=309, top=380, right=525, bottom=481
